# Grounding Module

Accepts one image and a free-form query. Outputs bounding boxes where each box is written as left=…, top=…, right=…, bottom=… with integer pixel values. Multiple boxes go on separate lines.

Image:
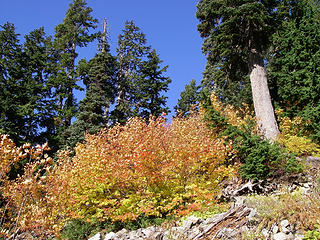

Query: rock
left=272, top=225, right=279, bottom=234
left=104, top=232, right=117, bottom=240
left=282, top=227, right=291, bottom=234
left=182, top=215, right=201, bottom=230
left=248, top=208, right=257, bottom=219
left=280, top=220, right=289, bottom=228
left=88, top=232, right=101, bottom=240
left=141, top=226, right=162, bottom=239
left=115, top=229, right=128, bottom=238
left=280, top=220, right=291, bottom=233
left=142, top=226, right=155, bottom=238
left=273, top=232, right=294, bottom=240
left=128, top=230, right=139, bottom=239
left=294, top=234, right=305, bottom=240
left=261, top=228, right=269, bottom=238
left=234, top=196, right=246, bottom=206
left=153, top=231, right=163, bottom=240
left=215, top=227, right=239, bottom=239
left=163, top=227, right=185, bottom=240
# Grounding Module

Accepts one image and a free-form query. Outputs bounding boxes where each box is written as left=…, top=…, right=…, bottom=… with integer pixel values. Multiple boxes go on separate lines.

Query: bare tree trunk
left=248, top=49, right=279, bottom=141
left=101, top=18, right=107, bottom=53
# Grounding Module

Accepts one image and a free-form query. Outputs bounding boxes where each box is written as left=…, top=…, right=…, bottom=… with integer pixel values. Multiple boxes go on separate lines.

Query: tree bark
left=248, top=49, right=279, bottom=141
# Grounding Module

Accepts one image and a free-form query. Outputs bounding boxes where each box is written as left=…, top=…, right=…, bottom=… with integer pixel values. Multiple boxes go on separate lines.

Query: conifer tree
left=196, top=0, right=282, bottom=140
left=137, top=49, right=171, bottom=119
left=64, top=19, right=117, bottom=148
left=20, top=27, right=57, bottom=144
left=112, top=20, right=170, bottom=123
left=175, top=79, right=200, bottom=116
left=0, top=22, right=24, bottom=143
left=269, top=0, right=320, bottom=141
left=111, top=20, right=150, bottom=124
left=0, top=24, right=55, bottom=145
left=52, top=0, right=99, bottom=135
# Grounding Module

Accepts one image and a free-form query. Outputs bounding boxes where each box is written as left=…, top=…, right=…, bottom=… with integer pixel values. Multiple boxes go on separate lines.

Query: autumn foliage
left=0, top=113, right=237, bottom=236
left=0, top=135, right=51, bottom=237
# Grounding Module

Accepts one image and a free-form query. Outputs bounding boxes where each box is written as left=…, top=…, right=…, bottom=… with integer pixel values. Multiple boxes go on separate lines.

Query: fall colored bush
left=0, top=134, right=51, bottom=238
left=1, top=114, right=237, bottom=236
left=276, top=109, right=320, bottom=157
left=45, top=114, right=236, bottom=231
left=202, top=93, right=302, bottom=180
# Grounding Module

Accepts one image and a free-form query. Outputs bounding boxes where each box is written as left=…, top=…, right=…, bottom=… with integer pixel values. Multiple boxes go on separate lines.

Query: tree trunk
left=248, top=49, right=279, bottom=141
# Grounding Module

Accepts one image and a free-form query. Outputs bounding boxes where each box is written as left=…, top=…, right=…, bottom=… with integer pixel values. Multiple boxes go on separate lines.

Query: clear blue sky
left=1, top=0, right=206, bottom=116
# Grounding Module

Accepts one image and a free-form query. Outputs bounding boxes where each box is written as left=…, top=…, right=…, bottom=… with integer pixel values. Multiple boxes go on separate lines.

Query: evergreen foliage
left=111, top=20, right=150, bottom=124
left=174, top=79, right=200, bottom=116
left=65, top=48, right=117, bottom=148
left=112, top=20, right=170, bottom=123
left=268, top=0, right=320, bottom=142
left=137, top=49, right=171, bottom=119
left=0, top=24, right=55, bottom=145
left=196, top=0, right=286, bottom=140
left=202, top=94, right=301, bottom=180
left=196, top=0, right=281, bottom=105
left=52, top=0, right=99, bottom=136
left=0, top=22, right=25, bottom=143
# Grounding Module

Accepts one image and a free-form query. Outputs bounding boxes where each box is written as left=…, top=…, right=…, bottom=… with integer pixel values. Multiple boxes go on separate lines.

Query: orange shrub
left=2, top=114, right=237, bottom=236
left=42, top=114, right=237, bottom=233
left=0, top=135, right=50, bottom=238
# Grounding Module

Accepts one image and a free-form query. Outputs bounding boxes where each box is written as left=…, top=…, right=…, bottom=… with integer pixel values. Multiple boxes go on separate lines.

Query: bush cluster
left=1, top=114, right=237, bottom=236
left=202, top=93, right=302, bottom=180
left=276, top=109, right=320, bottom=157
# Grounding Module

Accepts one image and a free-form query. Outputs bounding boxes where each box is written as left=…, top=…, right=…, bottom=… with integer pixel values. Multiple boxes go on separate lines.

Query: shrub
left=304, top=226, right=320, bottom=240
left=202, top=93, right=302, bottom=180
left=3, top=114, right=237, bottom=235
left=51, top=114, right=235, bottom=225
left=0, top=134, right=50, bottom=238
left=276, top=109, right=320, bottom=157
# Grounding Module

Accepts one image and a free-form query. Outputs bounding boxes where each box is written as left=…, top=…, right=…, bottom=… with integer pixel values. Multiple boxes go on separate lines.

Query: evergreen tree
left=174, top=79, right=200, bottom=116
left=112, top=20, right=171, bottom=123
left=52, top=0, right=99, bottom=136
left=0, top=22, right=25, bottom=143
left=201, top=61, right=252, bottom=107
left=137, top=49, right=171, bottom=119
left=65, top=20, right=118, bottom=148
left=111, top=20, right=150, bottom=124
left=196, top=0, right=282, bottom=140
left=268, top=0, right=320, bottom=141
left=20, top=27, right=57, bottom=144
left=0, top=24, right=55, bottom=145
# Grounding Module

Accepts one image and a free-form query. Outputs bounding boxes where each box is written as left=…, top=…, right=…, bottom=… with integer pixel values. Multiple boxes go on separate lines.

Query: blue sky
left=1, top=0, right=206, bottom=117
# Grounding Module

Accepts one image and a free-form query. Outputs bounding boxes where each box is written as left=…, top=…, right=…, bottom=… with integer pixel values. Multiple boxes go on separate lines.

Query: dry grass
left=246, top=165, right=320, bottom=233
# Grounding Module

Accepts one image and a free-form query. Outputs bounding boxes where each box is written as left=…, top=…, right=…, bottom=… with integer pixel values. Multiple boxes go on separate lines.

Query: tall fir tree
left=111, top=20, right=150, bottom=124
left=0, top=23, right=55, bottom=145
left=174, top=79, right=200, bottom=116
left=52, top=0, right=99, bottom=141
left=112, top=20, right=171, bottom=123
left=137, top=49, right=171, bottom=119
left=20, top=27, right=57, bottom=144
left=0, top=22, right=25, bottom=143
left=196, top=0, right=283, bottom=140
left=64, top=19, right=118, bottom=148
left=268, top=0, right=320, bottom=141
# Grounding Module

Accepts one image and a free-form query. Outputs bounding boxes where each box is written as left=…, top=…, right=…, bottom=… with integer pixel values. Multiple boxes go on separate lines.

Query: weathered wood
left=193, top=205, right=251, bottom=240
